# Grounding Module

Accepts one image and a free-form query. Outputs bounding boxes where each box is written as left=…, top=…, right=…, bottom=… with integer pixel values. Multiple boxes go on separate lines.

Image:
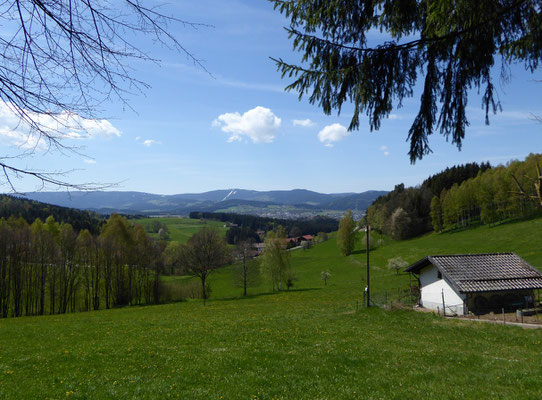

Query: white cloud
left=213, top=106, right=281, bottom=143
left=143, top=139, right=161, bottom=147
left=383, top=151, right=390, bottom=156
left=318, top=123, right=349, bottom=146
left=0, top=101, right=121, bottom=151
left=388, top=114, right=402, bottom=120
left=380, top=145, right=388, bottom=151
left=293, top=119, right=315, bottom=127
left=380, top=145, right=390, bottom=156
left=83, top=159, right=97, bottom=164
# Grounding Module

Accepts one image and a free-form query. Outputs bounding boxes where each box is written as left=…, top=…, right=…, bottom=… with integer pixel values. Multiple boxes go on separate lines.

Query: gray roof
left=405, top=253, right=542, bottom=293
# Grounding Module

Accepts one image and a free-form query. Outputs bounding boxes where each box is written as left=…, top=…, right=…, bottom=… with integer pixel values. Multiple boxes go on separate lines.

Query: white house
left=405, top=253, right=542, bottom=315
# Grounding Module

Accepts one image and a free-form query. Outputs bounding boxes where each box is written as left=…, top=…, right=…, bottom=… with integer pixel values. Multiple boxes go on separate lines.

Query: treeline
left=225, top=226, right=261, bottom=245
left=0, top=214, right=164, bottom=319
left=421, top=162, right=491, bottom=198
left=367, top=162, right=491, bottom=239
left=189, top=212, right=339, bottom=236
left=431, top=154, right=542, bottom=231
left=1, top=195, right=104, bottom=234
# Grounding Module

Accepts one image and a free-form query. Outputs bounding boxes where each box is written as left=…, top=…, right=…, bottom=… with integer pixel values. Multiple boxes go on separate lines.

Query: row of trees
left=1, top=211, right=313, bottom=317
left=225, top=226, right=261, bottom=245
left=0, top=214, right=163, bottom=318
left=156, top=225, right=300, bottom=305
left=431, top=154, right=542, bottom=231
left=189, top=212, right=339, bottom=235
left=231, top=228, right=331, bottom=294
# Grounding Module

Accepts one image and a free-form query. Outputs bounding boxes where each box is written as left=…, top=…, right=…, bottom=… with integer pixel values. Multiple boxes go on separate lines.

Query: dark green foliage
left=422, top=162, right=491, bottom=196
left=289, top=226, right=302, bottom=238
left=272, top=0, right=542, bottom=161
left=225, top=226, right=260, bottom=245
left=367, top=184, right=433, bottom=238
left=145, top=219, right=169, bottom=234
left=367, top=162, right=492, bottom=238
left=189, top=211, right=339, bottom=235
left=0, top=195, right=104, bottom=234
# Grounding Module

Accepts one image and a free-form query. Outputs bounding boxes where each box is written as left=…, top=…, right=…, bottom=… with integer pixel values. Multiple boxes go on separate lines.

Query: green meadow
left=1, top=217, right=542, bottom=399
left=132, top=217, right=228, bottom=243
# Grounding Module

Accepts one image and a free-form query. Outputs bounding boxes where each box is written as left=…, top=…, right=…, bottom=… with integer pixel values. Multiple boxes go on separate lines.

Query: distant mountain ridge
left=19, top=189, right=388, bottom=217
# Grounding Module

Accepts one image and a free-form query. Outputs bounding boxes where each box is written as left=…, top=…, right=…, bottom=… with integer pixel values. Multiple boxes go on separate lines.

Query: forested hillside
left=367, top=162, right=491, bottom=239
left=1, top=195, right=104, bottom=234
left=430, top=153, right=542, bottom=231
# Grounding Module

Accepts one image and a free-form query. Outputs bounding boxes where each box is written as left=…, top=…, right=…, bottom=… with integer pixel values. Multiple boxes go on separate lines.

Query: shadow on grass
left=353, top=248, right=383, bottom=255
left=216, top=287, right=322, bottom=302
left=438, top=213, right=542, bottom=236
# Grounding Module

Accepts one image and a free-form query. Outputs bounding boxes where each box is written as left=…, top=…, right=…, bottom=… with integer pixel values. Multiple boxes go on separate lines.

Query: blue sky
left=2, top=0, right=541, bottom=195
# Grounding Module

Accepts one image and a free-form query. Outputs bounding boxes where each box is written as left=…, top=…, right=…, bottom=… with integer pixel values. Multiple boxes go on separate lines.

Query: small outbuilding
left=405, top=253, right=542, bottom=315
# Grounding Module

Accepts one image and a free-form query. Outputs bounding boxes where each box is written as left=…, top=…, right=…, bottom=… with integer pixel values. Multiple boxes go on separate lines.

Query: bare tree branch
left=511, top=163, right=542, bottom=208
left=0, top=0, right=209, bottom=191
left=0, top=161, right=117, bottom=193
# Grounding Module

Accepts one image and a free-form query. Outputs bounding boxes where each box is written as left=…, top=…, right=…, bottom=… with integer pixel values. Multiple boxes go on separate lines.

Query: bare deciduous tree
left=0, top=1, right=207, bottom=191
left=511, top=163, right=542, bottom=208
left=181, top=227, right=230, bottom=305
left=233, top=240, right=259, bottom=297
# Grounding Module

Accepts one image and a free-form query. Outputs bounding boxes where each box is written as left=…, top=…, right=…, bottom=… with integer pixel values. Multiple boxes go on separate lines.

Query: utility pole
left=366, top=224, right=370, bottom=307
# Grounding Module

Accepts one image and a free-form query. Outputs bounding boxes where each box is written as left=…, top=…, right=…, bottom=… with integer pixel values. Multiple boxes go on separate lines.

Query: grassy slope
left=1, top=218, right=542, bottom=399
left=132, top=217, right=228, bottom=243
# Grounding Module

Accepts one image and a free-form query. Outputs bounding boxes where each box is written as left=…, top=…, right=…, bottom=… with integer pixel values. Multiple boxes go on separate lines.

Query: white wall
left=419, top=265, right=466, bottom=315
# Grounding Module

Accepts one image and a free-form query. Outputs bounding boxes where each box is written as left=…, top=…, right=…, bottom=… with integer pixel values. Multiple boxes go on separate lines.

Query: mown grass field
left=132, top=217, right=228, bottom=243
left=1, top=217, right=542, bottom=399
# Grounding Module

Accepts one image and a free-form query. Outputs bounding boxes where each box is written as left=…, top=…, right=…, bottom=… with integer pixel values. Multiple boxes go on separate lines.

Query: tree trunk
left=243, top=262, right=247, bottom=297
left=201, top=275, right=207, bottom=306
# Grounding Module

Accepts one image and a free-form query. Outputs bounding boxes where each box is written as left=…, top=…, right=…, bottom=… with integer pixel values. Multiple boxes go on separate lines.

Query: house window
left=437, top=271, right=442, bottom=279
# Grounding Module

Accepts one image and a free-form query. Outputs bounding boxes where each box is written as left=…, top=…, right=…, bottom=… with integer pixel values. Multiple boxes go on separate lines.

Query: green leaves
left=337, top=210, right=356, bottom=256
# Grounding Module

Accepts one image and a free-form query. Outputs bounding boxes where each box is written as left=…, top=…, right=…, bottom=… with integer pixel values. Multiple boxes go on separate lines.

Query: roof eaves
left=405, top=256, right=431, bottom=273
left=510, top=252, right=541, bottom=275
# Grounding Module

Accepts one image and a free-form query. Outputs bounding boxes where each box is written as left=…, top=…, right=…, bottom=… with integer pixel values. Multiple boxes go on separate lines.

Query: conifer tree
left=272, top=0, right=542, bottom=162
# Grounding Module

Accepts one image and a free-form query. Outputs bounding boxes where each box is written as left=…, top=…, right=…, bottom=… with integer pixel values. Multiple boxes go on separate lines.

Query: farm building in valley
left=405, top=253, right=542, bottom=315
